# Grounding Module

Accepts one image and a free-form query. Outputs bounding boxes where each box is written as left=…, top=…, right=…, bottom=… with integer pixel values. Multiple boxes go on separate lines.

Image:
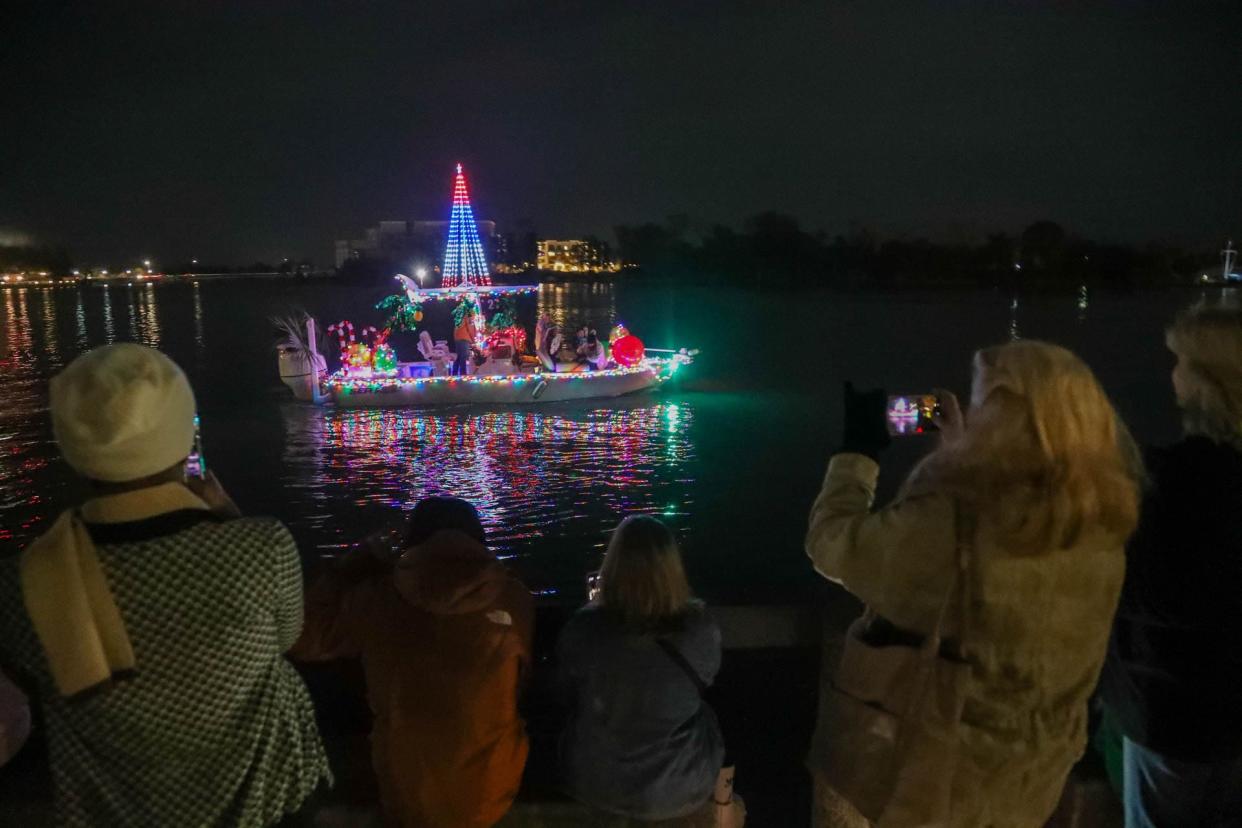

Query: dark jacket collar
left=83, top=509, right=223, bottom=545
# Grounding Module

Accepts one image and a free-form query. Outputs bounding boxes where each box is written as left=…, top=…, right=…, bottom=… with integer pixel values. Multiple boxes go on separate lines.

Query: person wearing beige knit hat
left=1102, top=303, right=1242, bottom=827
left=49, top=343, right=237, bottom=510
left=52, top=342, right=200, bottom=483
left=0, top=344, right=330, bottom=827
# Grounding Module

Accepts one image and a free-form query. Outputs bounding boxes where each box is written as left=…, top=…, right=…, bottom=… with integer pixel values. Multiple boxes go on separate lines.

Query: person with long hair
left=557, top=516, right=744, bottom=825
left=806, top=340, right=1141, bottom=826
left=1101, top=304, right=1242, bottom=826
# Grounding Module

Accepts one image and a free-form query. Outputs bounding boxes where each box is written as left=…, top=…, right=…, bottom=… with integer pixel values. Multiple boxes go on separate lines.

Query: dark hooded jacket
left=1102, top=436, right=1242, bottom=761
left=293, top=529, right=534, bottom=827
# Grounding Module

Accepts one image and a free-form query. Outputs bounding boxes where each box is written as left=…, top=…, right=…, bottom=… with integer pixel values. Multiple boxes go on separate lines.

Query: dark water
left=0, top=279, right=1233, bottom=604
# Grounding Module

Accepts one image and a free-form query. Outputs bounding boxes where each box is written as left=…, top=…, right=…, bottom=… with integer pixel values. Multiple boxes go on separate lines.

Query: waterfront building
left=536, top=239, right=619, bottom=273
left=335, top=218, right=499, bottom=270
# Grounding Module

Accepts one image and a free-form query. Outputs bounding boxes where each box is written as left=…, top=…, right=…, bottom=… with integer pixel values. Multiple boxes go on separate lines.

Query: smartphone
left=586, top=571, right=602, bottom=602
left=185, top=415, right=207, bottom=478
left=886, top=394, right=941, bottom=436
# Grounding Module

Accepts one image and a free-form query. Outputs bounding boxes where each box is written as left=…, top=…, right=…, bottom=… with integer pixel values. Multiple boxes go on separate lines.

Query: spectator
left=806, top=341, right=1140, bottom=826
left=0, top=343, right=329, bottom=827
left=557, top=516, right=744, bottom=825
left=1101, top=304, right=1242, bottom=826
left=293, top=496, right=534, bottom=828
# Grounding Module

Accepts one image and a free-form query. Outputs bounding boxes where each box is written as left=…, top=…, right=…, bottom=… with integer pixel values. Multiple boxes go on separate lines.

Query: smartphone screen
left=185, top=415, right=207, bottom=478
left=886, top=394, right=940, bottom=436
left=586, top=571, right=601, bottom=602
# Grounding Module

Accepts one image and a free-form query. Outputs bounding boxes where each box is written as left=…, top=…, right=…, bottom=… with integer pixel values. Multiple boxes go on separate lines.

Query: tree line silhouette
left=613, top=213, right=1217, bottom=288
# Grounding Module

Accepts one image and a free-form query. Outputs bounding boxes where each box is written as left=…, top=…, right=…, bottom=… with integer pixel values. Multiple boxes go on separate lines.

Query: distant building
left=335, top=219, right=499, bottom=270
left=536, top=239, right=619, bottom=273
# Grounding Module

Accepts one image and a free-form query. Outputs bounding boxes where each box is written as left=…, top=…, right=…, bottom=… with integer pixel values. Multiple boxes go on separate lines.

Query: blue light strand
left=442, top=163, right=491, bottom=288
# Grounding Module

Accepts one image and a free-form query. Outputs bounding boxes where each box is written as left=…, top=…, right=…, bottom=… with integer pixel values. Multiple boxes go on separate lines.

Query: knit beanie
left=50, top=344, right=197, bottom=483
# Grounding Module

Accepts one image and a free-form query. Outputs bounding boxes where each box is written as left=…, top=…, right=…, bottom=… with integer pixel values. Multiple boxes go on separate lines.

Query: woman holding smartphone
left=806, top=341, right=1141, bottom=827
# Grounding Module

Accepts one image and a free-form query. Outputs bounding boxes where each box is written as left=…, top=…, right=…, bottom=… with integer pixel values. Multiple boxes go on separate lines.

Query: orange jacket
left=454, top=316, right=477, bottom=343
left=293, top=531, right=534, bottom=828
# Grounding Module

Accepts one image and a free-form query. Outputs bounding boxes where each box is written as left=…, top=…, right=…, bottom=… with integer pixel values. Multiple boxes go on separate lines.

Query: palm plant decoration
left=376, top=293, right=422, bottom=331
left=272, top=310, right=327, bottom=372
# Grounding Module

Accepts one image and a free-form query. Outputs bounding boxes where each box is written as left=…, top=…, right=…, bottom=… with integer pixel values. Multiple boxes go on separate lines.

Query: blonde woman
left=806, top=341, right=1140, bottom=827
left=1102, top=304, right=1242, bottom=826
left=557, top=516, right=743, bottom=825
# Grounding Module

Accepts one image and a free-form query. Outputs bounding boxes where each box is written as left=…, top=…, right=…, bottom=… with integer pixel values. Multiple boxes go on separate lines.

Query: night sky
left=3, top=1, right=1240, bottom=265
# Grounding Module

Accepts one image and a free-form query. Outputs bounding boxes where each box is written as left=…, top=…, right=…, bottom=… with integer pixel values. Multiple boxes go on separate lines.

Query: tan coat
left=806, top=454, right=1125, bottom=827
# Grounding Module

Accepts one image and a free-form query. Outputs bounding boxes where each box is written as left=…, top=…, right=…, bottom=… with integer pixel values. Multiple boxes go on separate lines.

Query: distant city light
left=143, top=259, right=151, bottom=268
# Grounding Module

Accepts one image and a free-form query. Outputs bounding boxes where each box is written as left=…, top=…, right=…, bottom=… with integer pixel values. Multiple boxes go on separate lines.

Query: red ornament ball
left=612, top=334, right=645, bottom=367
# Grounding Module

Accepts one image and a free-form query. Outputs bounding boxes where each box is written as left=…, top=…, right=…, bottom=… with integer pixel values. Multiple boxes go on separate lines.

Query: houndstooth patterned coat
left=0, top=511, right=330, bottom=827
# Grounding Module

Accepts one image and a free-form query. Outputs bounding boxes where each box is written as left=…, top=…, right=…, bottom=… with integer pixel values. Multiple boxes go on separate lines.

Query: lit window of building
left=536, top=239, right=619, bottom=273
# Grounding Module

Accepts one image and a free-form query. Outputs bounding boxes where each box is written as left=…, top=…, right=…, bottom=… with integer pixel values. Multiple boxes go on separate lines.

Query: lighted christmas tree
left=441, top=163, right=491, bottom=288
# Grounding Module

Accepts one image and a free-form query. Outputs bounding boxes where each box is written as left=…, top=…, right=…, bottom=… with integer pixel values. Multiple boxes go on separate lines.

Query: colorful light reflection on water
left=279, top=402, right=696, bottom=582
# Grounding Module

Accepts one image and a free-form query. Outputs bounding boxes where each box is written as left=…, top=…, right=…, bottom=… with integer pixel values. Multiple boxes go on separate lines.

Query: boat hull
left=328, top=367, right=664, bottom=408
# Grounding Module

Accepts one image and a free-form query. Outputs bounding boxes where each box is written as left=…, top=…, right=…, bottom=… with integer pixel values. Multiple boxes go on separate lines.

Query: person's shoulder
left=208, top=515, right=291, bottom=540
left=190, top=516, right=296, bottom=561
left=498, top=572, right=534, bottom=609
left=560, top=602, right=614, bottom=642
left=670, top=602, right=720, bottom=644
left=566, top=601, right=608, bottom=627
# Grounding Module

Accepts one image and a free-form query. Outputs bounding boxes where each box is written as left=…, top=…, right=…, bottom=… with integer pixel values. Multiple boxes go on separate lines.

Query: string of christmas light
left=441, top=163, right=492, bottom=288
left=324, top=356, right=687, bottom=395
left=402, top=285, right=539, bottom=301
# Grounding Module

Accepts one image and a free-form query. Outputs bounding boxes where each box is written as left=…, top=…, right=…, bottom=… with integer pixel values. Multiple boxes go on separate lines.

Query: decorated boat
left=278, top=164, right=694, bottom=408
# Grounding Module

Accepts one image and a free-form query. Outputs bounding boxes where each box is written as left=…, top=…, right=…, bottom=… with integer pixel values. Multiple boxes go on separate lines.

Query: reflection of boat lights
left=283, top=403, right=697, bottom=563
left=666, top=404, right=680, bottom=432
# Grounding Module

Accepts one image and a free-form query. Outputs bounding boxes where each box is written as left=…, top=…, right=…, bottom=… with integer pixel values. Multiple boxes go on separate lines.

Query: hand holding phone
left=886, top=394, right=942, bottom=436
left=929, top=389, right=966, bottom=443
left=841, top=381, right=892, bottom=458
